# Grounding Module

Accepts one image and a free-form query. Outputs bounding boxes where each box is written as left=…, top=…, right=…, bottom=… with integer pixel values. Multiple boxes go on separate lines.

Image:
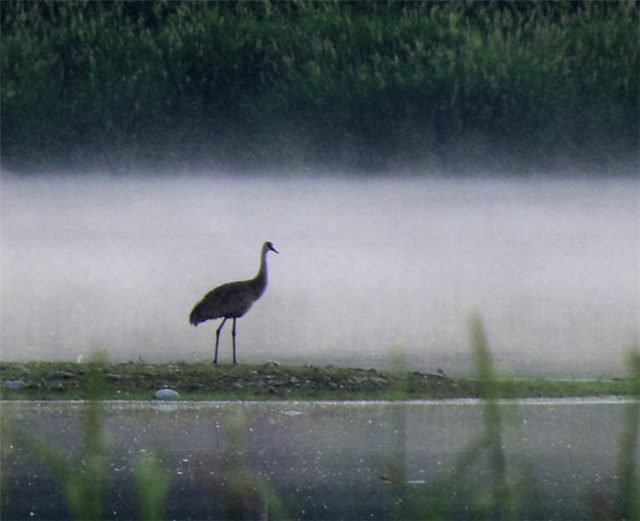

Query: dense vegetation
left=1, top=1, right=638, bottom=174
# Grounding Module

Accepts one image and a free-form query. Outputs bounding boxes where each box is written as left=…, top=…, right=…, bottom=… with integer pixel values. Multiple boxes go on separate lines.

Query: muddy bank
left=0, top=361, right=635, bottom=401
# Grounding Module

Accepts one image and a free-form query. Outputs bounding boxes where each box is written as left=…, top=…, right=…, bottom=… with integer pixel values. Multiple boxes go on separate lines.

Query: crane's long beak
left=265, top=241, right=279, bottom=254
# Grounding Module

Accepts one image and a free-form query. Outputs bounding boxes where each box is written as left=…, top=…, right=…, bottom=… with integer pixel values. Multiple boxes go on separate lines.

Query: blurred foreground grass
left=384, top=316, right=639, bottom=520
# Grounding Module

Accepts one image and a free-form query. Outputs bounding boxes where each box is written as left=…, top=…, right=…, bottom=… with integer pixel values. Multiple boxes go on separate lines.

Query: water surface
left=2, top=399, right=637, bottom=520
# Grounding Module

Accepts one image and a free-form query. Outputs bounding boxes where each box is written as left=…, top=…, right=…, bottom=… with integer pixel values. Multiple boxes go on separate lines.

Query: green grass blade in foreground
left=386, top=315, right=524, bottom=520
left=8, top=356, right=109, bottom=520
left=615, top=350, right=640, bottom=521
left=468, top=314, right=516, bottom=521
left=134, top=451, right=171, bottom=521
left=11, top=402, right=107, bottom=520
left=223, top=409, right=289, bottom=521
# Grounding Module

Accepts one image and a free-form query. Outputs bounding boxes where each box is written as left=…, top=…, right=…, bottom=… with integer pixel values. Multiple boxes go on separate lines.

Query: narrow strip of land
left=1, top=362, right=635, bottom=401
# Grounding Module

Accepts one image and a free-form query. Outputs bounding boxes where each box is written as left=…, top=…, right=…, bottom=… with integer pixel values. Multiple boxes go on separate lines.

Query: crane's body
left=190, top=241, right=278, bottom=364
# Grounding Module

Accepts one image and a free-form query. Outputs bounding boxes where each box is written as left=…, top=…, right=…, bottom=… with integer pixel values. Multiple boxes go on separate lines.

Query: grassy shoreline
left=1, top=361, right=636, bottom=401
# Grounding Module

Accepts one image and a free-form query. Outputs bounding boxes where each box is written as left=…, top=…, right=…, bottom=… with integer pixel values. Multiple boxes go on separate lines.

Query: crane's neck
left=250, top=248, right=270, bottom=298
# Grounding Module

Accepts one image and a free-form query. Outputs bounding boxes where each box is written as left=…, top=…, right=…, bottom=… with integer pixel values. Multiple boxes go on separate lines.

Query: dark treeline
left=1, top=0, right=638, bottom=174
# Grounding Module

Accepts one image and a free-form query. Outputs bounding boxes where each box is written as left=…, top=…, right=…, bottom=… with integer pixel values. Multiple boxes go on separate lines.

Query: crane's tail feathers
left=189, top=299, right=224, bottom=325
left=189, top=306, right=205, bottom=326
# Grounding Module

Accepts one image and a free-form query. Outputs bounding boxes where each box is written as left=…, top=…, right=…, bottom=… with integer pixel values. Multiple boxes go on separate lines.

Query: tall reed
left=467, top=314, right=516, bottom=520
left=615, top=350, right=640, bottom=520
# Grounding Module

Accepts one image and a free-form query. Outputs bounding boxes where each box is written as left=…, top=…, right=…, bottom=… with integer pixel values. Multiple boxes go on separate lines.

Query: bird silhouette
left=190, top=242, right=278, bottom=364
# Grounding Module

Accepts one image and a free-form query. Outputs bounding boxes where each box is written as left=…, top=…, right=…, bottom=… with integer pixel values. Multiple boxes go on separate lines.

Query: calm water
left=1, top=173, right=638, bottom=376
left=2, top=399, right=637, bottom=520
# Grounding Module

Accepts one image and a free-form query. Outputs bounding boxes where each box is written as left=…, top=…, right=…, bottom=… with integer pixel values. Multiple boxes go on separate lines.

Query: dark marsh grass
left=2, top=1, right=638, bottom=174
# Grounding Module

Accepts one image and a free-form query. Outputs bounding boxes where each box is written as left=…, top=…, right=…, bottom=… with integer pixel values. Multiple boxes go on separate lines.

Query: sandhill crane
left=189, top=242, right=278, bottom=364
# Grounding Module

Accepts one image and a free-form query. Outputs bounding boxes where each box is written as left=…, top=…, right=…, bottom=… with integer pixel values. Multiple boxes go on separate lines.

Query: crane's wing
left=189, top=281, right=257, bottom=325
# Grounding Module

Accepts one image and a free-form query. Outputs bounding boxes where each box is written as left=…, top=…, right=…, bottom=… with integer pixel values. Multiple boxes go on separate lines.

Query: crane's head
left=264, top=241, right=279, bottom=255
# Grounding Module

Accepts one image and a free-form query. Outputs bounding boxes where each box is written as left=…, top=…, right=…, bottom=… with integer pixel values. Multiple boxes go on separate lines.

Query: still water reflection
left=2, top=399, right=637, bottom=520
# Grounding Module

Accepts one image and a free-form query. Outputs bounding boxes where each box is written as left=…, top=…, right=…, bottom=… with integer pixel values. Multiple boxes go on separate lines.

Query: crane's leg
left=214, top=318, right=227, bottom=364
left=232, top=318, right=237, bottom=365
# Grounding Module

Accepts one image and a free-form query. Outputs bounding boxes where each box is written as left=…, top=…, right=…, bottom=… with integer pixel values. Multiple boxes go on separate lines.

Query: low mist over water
left=1, top=172, right=638, bottom=377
